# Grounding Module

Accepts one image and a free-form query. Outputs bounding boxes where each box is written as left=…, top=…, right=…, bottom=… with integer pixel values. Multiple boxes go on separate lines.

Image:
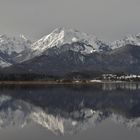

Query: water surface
left=0, top=83, right=140, bottom=140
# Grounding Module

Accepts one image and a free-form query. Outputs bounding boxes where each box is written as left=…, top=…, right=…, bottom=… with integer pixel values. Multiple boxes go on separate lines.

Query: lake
left=0, top=83, right=140, bottom=140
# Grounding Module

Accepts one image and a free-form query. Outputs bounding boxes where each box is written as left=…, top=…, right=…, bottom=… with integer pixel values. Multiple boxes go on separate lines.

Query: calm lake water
left=0, top=83, right=140, bottom=140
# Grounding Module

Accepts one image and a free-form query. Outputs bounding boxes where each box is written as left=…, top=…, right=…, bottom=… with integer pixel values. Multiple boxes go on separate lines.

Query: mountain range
left=0, top=27, right=140, bottom=77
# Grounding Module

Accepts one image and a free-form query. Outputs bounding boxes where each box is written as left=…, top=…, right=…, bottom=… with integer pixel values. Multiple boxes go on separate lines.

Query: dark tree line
left=0, top=73, right=59, bottom=81
left=0, top=72, right=140, bottom=82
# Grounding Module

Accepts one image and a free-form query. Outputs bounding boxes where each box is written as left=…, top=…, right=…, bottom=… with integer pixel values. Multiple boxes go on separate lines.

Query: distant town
left=0, top=73, right=140, bottom=85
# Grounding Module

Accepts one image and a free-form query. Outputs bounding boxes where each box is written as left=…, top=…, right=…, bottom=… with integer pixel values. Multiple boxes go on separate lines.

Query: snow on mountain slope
left=1, top=29, right=140, bottom=59
left=0, top=34, right=31, bottom=55
left=0, top=34, right=32, bottom=67
left=111, top=34, right=140, bottom=49
left=0, top=56, right=12, bottom=67
left=31, top=27, right=110, bottom=56
left=1, top=28, right=140, bottom=68
left=32, top=29, right=140, bottom=55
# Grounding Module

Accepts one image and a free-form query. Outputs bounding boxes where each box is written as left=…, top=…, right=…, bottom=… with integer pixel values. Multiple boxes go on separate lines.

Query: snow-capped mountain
left=1, top=28, right=140, bottom=62
left=15, top=27, right=111, bottom=63
left=0, top=34, right=32, bottom=66
left=0, top=34, right=31, bottom=55
left=31, top=28, right=140, bottom=57
left=12, top=27, right=110, bottom=63
left=32, top=27, right=110, bottom=55
left=111, top=34, right=140, bottom=49
left=0, top=28, right=140, bottom=75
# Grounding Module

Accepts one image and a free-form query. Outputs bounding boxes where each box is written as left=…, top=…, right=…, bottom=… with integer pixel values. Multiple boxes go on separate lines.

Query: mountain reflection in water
left=0, top=83, right=140, bottom=135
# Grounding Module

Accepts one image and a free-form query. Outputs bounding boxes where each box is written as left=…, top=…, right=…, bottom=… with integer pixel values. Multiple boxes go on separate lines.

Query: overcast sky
left=0, top=0, right=140, bottom=41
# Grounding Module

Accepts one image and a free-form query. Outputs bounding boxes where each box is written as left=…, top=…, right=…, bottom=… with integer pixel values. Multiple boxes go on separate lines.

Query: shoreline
left=0, top=80, right=139, bottom=85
